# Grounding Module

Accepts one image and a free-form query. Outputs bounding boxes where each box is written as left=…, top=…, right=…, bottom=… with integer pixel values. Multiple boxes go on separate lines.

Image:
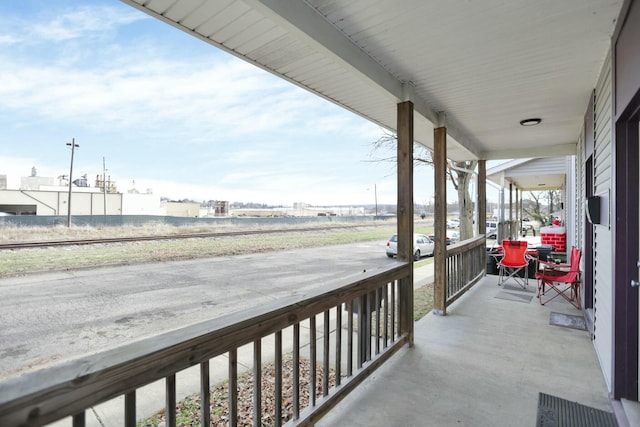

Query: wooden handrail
left=445, top=235, right=485, bottom=256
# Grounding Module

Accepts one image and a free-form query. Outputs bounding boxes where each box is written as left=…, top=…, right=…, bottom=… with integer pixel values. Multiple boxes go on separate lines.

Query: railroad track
left=0, top=224, right=368, bottom=250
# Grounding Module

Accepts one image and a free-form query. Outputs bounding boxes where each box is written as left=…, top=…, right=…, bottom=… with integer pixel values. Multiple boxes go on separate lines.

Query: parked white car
left=486, top=221, right=498, bottom=239
left=447, top=218, right=460, bottom=228
left=386, top=233, right=435, bottom=261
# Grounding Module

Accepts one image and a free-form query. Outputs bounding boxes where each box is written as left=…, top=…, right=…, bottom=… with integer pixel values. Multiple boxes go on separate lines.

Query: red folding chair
left=537, top=246, right=582, bottom=309
left=498, top=240, right=530, bottom=288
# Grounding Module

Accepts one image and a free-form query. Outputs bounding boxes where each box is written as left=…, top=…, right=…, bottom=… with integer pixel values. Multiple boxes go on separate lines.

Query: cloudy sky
left=0, top=0, right=484, bottom=207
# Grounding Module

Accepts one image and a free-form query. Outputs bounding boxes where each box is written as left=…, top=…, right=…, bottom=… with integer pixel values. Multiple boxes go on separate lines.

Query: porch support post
left=397, top=100, right=414, bottom=344
left=520, top=188, right=525, bottom=231
left=433, top=126, right=447, bottom=315
left=478, top=160, right=486, bottom=236
left=509, top=183, right=513, bottom=221
left=508, top=183, right=513, bottom=239
left=478, top=160, right=487, bottom=276
left=515, top=187, right=520, bottom=236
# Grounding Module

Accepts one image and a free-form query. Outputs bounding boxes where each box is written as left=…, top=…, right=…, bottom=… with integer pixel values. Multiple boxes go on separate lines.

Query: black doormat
left=549, top=312, right=587, bottom=331
left=536, top=392, right=617, bottom=426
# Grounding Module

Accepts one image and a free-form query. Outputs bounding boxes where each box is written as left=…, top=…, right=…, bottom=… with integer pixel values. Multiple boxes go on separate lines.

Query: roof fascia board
left=248, top=0, right=482, bottom=159
left=482, top=143, right=577, bottom=160
left=485, top=158, right=533, bottom=176
left=119, top=0, right=397, bottom=131
left=246, top=0, right=404, bottom=101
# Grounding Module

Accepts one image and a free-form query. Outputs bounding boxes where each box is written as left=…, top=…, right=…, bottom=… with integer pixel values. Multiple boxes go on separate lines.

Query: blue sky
left=0, top=0, right=479, bottom=206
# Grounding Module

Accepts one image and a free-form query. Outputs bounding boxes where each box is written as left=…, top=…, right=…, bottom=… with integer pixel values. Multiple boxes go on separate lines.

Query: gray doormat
left=494, top=291, right=533, bottom=303
left=503, top=283, right=535, bottom=293
left=536, top=392, right=617, bottom=426
left=549, top=312, right=587, bottom=331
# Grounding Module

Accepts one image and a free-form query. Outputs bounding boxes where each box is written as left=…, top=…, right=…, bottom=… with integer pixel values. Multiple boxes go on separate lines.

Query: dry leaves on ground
left=139, top=356, right=337, bottom=427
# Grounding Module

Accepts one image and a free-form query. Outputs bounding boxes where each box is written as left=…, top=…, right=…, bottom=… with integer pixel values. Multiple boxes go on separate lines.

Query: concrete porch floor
left=317, top=274, right=614, bottom=427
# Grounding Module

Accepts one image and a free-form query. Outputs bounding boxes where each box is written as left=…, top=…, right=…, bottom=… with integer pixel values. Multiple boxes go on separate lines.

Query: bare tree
left=523, top=192, right=545, bottom=223
left=523, top=190, right=563, bottom=225
left=452, top=160, right=477, bottom=240
left=545, top=190, right=562, bottom=218
left=372, top=130, right=477, bottom=240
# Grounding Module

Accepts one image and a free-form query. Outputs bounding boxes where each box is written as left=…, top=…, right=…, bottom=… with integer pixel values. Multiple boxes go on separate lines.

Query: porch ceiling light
left=520, top=118, right=542, bottom=126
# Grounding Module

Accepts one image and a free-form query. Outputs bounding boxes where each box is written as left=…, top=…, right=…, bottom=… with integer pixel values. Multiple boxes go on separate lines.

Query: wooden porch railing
left=444, top=236, right=487, bottom=308
left=0, top=264, right=412, bottom=427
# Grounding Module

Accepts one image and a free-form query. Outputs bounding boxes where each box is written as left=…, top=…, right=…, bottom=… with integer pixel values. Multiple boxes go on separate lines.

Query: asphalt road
left=0, top=240, right=396, bottom=381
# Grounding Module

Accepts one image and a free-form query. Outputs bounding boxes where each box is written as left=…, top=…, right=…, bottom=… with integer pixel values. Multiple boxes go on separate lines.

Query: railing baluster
left=323, top=310, right=330, bottom=397
left=459, top=252, right=463, bottom=290
left=461, top=252, right=465, bottom=290
left=229, top=349, right=238, bottom=427
left=366, top=292, right=372, bottom=362
left=450, top=257, right=454, bottom=296
left=457, top=252, right=459, bottom=290
left=335, top=305, right=342, bottom=386
left=447, top=254, right=451, bottom=297
left=347, top=299, right=353, bottom=376
left=453, top=254, right=457, bottom=294
left=165, top=374, right=176, bottom=427
left=275, top=331, right=282, bottom=427
left=72, top=412, right=85, bottom=427
left=200, top=361, right=210, bottom=426
left=357, top=294, right=365, bottom=368
left=309, top=315, right=317, bottom=407
left=445, top=256, right=449, bottom=299
left=293, top=323, right=300, bottom=419
left=124, top=391, right=136, bottom=427
left=383, top=282, right=389, bottom=347
left=391, top=280, right=396, bottom=339
left=375, top=287, right=381, bottom=355
left=253, top=339, right=262, bottom=427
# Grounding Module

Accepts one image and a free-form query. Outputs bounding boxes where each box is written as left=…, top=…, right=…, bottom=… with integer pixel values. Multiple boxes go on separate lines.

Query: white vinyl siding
left=576, top=134, right=585, bottom=251
left=564, top=155, right=577, bottom=251
left=592, top=49, right=613, bottom=390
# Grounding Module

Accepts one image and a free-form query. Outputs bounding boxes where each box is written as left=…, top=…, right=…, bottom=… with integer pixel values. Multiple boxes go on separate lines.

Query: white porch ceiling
left=121, top=0, right=623, bottom=162
left=486, top=157, right=569, bottom=191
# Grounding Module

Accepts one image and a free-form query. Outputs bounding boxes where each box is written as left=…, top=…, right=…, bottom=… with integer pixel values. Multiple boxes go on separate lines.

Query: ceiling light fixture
left=520, top=118, right=542, bottom=126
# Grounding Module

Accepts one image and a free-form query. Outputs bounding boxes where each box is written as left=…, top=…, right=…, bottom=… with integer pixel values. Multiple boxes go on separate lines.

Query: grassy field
left=0, top=222, right=400, bottom=277
left=0, top=220, right=402, bottom=243
left=0, top=221, right=435, bottom=316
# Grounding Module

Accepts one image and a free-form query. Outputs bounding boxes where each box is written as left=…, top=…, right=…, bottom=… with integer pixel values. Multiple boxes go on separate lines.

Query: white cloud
left=0, top=49, right=353, bottom=145
left=0, top=1, right=404, bottom=206
left=0, top=156, right=62, bottom=189
left=0, top=34, right=19, bottom=45
left=28, top=5, right=147, bottom=42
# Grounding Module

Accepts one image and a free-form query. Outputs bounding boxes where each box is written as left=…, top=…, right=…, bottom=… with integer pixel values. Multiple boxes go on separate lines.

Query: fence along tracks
left=0, top=224, right=366, bottom=250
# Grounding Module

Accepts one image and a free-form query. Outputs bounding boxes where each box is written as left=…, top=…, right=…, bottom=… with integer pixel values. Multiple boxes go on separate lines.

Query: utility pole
left=66, top=138, right=79, bottom=227
left=374, top=183, right=378, bottom=219
left=103, top=156, right=107, bottom=216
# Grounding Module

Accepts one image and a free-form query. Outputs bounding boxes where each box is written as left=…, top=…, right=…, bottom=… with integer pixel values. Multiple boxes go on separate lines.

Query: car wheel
left=414, top=250, right=421, bottom=261
left=386, top=253, right=394, bottom=258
